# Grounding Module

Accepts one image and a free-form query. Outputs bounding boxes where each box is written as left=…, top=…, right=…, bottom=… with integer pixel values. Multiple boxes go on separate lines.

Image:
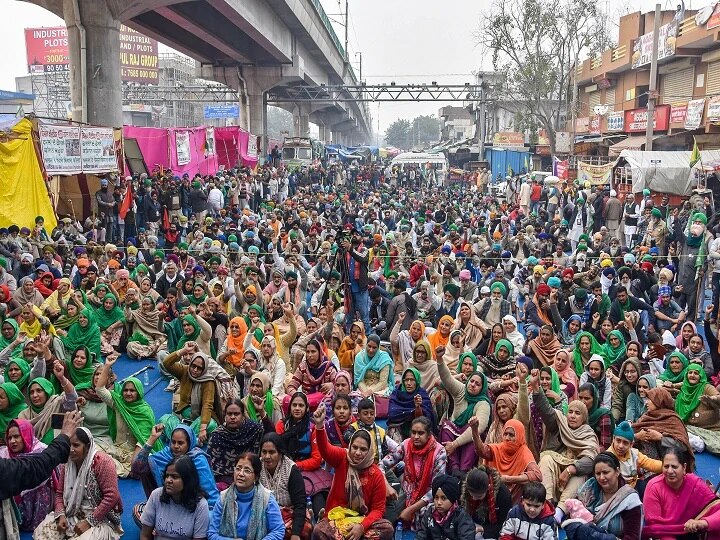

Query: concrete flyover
left=24, top=0, right=372, bottom=145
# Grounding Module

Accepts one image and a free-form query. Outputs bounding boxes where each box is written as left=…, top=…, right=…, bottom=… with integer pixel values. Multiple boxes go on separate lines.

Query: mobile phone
left=51, top=413, right=65, bottom=430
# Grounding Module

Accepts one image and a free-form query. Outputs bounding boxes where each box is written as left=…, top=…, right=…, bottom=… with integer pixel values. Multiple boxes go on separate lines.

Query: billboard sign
left=204, top=104, right=240, bottom=119
left=624, top=105, right=671, bottom=133
left=25, top=25, right=158, bottom=83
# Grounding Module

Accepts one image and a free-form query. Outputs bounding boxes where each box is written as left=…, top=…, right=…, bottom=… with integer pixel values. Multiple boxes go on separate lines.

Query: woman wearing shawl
left=176, top=312, right=213, bottom=357
left=162, top=343, right=230, bottom=445
left=353, top=334, right=395, bottom=398
left=501, top=315, right=525, bottom=352
left=529, top=373, right=599, bottom=514
left=38, top=277, right=73, bottom=318
left=676, top=320, right=697, bottom=353
left=94, top=354, right=158, bottom=477
left=125, top=295, right=167, bottom=360
left=286, top=337, right=338, bottom=400
left=474, top=323, right=506, bottom=359
left=4, top=357, right=32, bottom=398
left=471, top=417, right=542, bottom=504
left=443, top=329, right=468, bottom=373
left=33, top=427, right=123, bottom=540
left=427, top=315, right=453, bottom=357
left=275, top=391, right=329, bottom=514
left=379, top=416, right=446, bottom=529
left=676, top=363, right=720, bottom=451
left=388, top=368, right=435, bottom=440
left=625, top=373, right=656, bottom=423
left=568, top=452, right=642, bottom=540
left=0, top=382, right=28, bottom=443
left=132, top=423, right=219, bottom=510
left=436, top=344, right=492, bottom=474
left=525, top=366, right=569, bottom=454
left=324, top=394, right=355, bottom=448
left=572, top=331, right=605, bottom=376
left=262, top=309, right=298, bottom=372
left=61, top=307, right=102, bottom=362
left=480, top=338, right=516, bottom=382
left=452, top=300, right=485, bottom=350
left=86, top=282, right=111, bottom=308
left=633, top=386, right=694, bottom=466
left=111, top=269, right=133, bottom=303
left=243, top=304, right=266, bottom=346
left=337, top=321, right=367, bottom=371
left=610, top=357, right=642, bottom=423
left=217, top=316, right=249, bottom=372
left=526, top=325, right=561, bottom=368
left=0, top=318, right=22, bottom=359
left=208, top=399, right=270, bottom=490
left=579, top=355, right=612, bottom=409
left=659, top=350, right=690, bottom=397
left=259, top=433, right=312, bottom=540
left=34, top=271, right=55, bottom=298
left=391, top=314, right=429, bottom=369
left=577, top=382, right=614, bottom=451
left=558, top=314, right=583, bottom=349
left=207, top=451, right=285, bottom=540
left=19, top=362, right=77, bottom=444
left=243, top=370, right=283, bottom=424
left=0, top=419, right=58, bottom=532
left=323, top=370, right=362, bottom=418
left=7, top=277, right=43, bottom=317
left=603, top=329, right=627, bottom=375
left=409, top=340, right=441, bottom=394
left=49, top=292, right=83, bottom=336
left=19, top=303, right=56, bottom=339
left=554, top=349, right=579, bottom=401
left=312, top=406, right=394, bottom=540
left=95, top=294, right=125, bottom=356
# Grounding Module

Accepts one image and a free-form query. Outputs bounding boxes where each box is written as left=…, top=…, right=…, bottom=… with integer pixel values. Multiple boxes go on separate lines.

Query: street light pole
left=344, top=0, right=349, bottom=63
left=645, top=3, right=661, bottom=151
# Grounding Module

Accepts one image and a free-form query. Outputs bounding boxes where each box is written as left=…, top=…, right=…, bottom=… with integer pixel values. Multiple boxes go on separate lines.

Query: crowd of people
left=0, top=158, right=719, bottom=540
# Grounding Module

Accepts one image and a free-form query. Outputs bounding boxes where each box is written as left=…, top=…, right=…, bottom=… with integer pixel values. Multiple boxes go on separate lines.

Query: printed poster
left=685, top=98, right=706, bottom=130
left=80, top=127, right=116, bottom=173
left=39, top=125, right=81, bottom=174
left=205, top=127, right=215, bottom=155
left=707, top=96, right=720, bottom=123
left=577, top=160, right=614, bottom=186
left=176, top=131, right=191, bottom=165
left=247, top=134, right=258, bottom=157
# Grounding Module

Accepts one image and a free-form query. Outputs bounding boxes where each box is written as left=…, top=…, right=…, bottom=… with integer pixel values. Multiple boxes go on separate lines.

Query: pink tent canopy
left=123, top=125, right=258, bottom=177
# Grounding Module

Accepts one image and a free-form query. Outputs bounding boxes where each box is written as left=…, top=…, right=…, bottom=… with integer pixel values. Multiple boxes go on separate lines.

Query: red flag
left=118, top=184, right=133, bottom=219
left=163, top=208, right=170, bottom=231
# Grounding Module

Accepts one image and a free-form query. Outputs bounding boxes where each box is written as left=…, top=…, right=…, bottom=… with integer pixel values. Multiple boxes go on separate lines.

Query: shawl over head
left=344, top=429, right=377, bottom=513
left=353, top=343, right=394, bottom=394
left=224, top=316, right=249, bottom=367
left=63, top=427, right=98, bottom=517
left=108, top=377, right=159, bottom=451
left=572, top=331, right=605, bottom=376
left=409, top=340, right=441, bottom=392
left=675, top=364, right=708, bottom=422
left=502, top=315, right=525, bottom=351
left=455, top=371, right=491, bottom=427
left=0, top=418, right=45, bottom=458
left=487, top=419, right=536, bottom=477
left=528, top=325, right=561, bottom=367
left=388, top=368, right=435, bottom=425
left=66, top=345, right=97, bottom=387
left=94, top=294, right=124, bottom=331
left=603, top=330, right=627, bottom=367
left=632, top=387, right=692, bottom=455
left=659, top=350, right=689, bottom=384
left=0, top=382, right=28, bottom=436
left=547, top=403, right=599, bottom=460
left=427, top=315, right=454, bottom=352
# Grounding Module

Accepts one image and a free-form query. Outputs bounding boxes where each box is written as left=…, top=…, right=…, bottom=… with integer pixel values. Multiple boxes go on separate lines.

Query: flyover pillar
left=63, top=0, right=122, bottom=127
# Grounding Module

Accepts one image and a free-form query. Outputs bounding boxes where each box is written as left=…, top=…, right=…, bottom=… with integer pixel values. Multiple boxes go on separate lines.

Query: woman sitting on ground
left=139, top=455, right=210, bottom=540
left=354, top=334, right=395, bottom=398
left=311, top=405, right=394, bottom=540
left=387, top=368, right=435, bottom=441
left=259, top=433, right=312, bottom=540
left=208, top=452, right=285, bottom=540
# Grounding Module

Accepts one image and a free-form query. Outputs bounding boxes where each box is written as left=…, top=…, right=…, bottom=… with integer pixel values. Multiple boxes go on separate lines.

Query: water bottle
left=395, top=520, right=403, bottom=540
left=143, top=368, right=150, bottom=386
left=306, top=496, right=314, bottom=522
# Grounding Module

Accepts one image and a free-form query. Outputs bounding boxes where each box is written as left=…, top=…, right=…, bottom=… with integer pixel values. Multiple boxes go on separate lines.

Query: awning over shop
left=608, top=136, right=662, bottom=156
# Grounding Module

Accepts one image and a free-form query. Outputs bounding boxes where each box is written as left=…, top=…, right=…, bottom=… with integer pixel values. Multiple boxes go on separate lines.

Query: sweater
left=499, top=501, right=556, bottom=540
left=415, top=505, right=476, bottom=540
left=316, top=427, right=387, bottom=531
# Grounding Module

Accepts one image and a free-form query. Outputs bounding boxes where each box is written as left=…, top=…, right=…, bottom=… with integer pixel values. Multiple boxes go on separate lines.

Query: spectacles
left=234, top=466, right=254, bottom=475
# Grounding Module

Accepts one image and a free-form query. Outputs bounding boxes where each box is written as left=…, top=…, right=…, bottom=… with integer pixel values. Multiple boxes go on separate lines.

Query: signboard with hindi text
left=39, top=125, right=118, bottom=175
left=624, top=105, right=670, bottom=133
left=577, top=160, right=614, bottom=186
left=631, top=20, right=679, bottom=68
left=176, top=131, right=191, bottom=165
left=685, top=98, right=706, bottom=130
left=607, top=112, right=624, bottom=132
left=708, top=96, right=720, bottom=123
left=492, top=132, right=524, bottom=147
left=670, top=103, right=688, bottom=124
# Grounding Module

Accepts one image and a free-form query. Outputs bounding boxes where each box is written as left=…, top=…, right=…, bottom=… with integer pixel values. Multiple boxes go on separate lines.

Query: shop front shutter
left=707, top=61, right=720, bottom=96
left=661, top=66, right=694, bottom=105
left=605, top=87, right=616, bottom=108
left=588, top=90, right=601, bottom=112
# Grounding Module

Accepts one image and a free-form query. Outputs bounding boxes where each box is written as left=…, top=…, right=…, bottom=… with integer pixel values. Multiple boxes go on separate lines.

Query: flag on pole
left=690, top=137, right=701, bottom=167
left=118, top=184, right=133, bottom=219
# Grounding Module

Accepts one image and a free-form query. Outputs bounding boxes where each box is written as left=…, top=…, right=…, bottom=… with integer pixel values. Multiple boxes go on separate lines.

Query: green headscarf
left=494, top=339, right=514, bottom=357
left=572, top=331, right=605, bottom=376
left=602, top=330, right=626, bottom=368
left=583, top=383, right=614, bottom=433
left=52, top=294, right=84, bottom=331
left=0, top=382, right=28, bottom=436
left=176, top=314, right=201, bottom=351
left=62, top=308, right=102, bottom=362
left=675, top=364, right=708, bottom=422
left=540, top=366, right=567, bottom=413
left=187, top=288, right=208, bottom=306
left=6, top=358, right=31, bottom=391
left=659, top=351, right=689, bottom=384
left=0, top=319, right=22, bottom=358
left=245, top=371, right=274, bottom=421
left=66, top=346, right=97, bottom=387
left=108, top=377, right=161, bottom=451
left=28, top=377, right=55, bottom=413
left=401, top=367, right=422, bottom=392
left=94, top=294, right=125, bottom=331
left=455, top=371, right=491, bottom=427
left=244, top=304, right=266, bottom=343
left=456, top=351, right=478, bottom=374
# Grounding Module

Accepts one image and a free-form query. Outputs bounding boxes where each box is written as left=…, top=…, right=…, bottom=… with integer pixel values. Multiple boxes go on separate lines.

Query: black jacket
left=0, top=434, right=70, bottom=500
left=416, top=505, right=476, bottom=540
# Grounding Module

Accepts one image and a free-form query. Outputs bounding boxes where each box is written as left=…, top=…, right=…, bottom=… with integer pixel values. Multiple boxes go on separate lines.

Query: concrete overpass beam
left=63, top=0, right=122, bottom=126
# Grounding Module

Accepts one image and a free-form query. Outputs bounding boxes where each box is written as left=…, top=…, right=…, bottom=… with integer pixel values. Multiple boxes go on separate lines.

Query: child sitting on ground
left=499, top=481, right=557, bottom=540
left=416, top=474, right=476, bottom=540
left=605, top=421, right=662, bottom=498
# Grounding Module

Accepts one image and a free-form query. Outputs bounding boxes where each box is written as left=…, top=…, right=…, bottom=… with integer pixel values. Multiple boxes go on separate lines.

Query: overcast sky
left=0, top=0, right=694, bottom=136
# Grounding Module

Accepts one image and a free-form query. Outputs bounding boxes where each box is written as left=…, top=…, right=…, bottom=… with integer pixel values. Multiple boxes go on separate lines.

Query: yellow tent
left=0, top=118, right=57, bottom=231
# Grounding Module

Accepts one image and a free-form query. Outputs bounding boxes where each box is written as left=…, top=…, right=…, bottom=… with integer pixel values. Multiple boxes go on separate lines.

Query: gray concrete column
left=63, top=0, right=121, bottom=127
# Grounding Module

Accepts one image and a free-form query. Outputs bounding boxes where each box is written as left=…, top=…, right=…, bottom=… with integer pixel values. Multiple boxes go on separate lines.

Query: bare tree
left=477, top=0, right=614, bottom=153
